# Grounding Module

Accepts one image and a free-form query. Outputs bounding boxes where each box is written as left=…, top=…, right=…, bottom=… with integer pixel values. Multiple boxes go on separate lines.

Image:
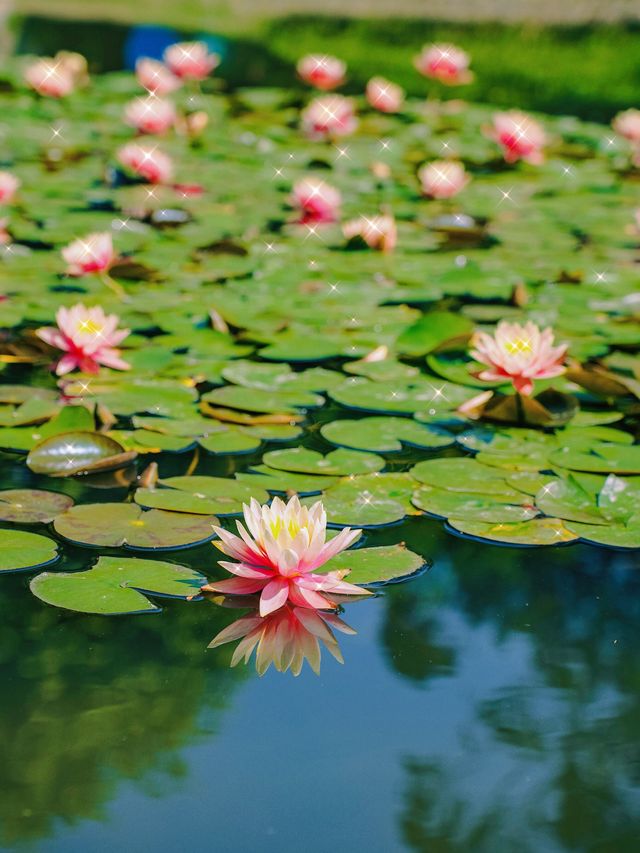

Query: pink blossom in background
left=490, top=110, right=546, bottom=165
left=414, top=43, right=473, bottom=85
left=36, top=304, right=130, bottom=375
left=61, top=232, right=115, bottom=277
left=163, top=41, right=219, bottom=81
left=202, top=495, right=369, bottom=617
left=117, top=143, right=174, bottom=184
left=365, top=77, right=404, bottom=113
left=291, top=177, right=341, bottom=223
left=301, top=95, right=358, bottom=139
left=208, top=601, right=356, bottom=676
left=471, top=320, right=568, bottom=396
left=612, top=109, right=640, bottom=145
left=124, top=95, right=176, bottom=135
left=135, top=57, right=182, bottom=95
left=0, top=172, right=20, bottom=204
left=24, top=58, right=75, bottom=98
left=418, top=160, right=469, bottom=199
left=297, top=54, right=346, bottom=90
left=343, top=213, right=397, bottom=252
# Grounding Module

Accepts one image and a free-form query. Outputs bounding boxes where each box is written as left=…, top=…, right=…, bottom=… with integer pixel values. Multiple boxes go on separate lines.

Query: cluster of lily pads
left=0, top=39, right=638, bottom=640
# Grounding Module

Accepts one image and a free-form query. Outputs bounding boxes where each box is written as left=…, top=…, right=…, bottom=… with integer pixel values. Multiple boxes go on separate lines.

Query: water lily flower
left=163, top=41, right=220, bottom=81
left=24, top=58, right=75, bottom=98
left=135, top=57, right=182, bottom=95
left=490, top=111, right=546, bottom=165
left=202, top=495, right=369, bottom=617
left=612, top=108, right=640, bottom=145
left=343, top=213, right=397, bottom=253
left=297, top=54, right=346, bottom=90
left=56, top=51, right=90, bottom=87
left=291, top=177, right=341, bottom=223
left=117, top=143, right=173, bottom=184
left=62, top=232, right=115, bottom=277
left=418, top=160, right=469, bottom=199
left=0, top=172, right=20, bottom=204
left=301, top=95, right=358, bottom=140
left=209, top=601, right=356, bottom=676
left=124, top=95, right=176, bottom=135
left=36, top=304, right=130, bottom=375
left=470, top=320, right=568, bottom=395
left=414, top=43, right=473, bottom=85
left=365, top=77, right=404, bottom=113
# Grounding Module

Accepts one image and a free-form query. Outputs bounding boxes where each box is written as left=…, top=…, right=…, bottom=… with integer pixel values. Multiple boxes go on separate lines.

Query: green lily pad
left=534, top=478, right=607, bottom=524
left=30, top=556, right=207, bottom=615
left=447, top=517, right=579, bottom=547
left=0, top=529, right=60, bottom=573
left=410, top=458, right=523, bottom=499
left=262, top=447, right=384, bottom=476
left=329, top=377, right=470, bottom=415
left=201, top=386, right=323, bottom=414
left=0, top=489, right=74, bottom=523
left=54, top=503, right=217, bottom=550
left=396, top=311, right=473, bottom=356
left=564, top=517, right=640, bottom=550
left=598, top=474, right=640, bottom=524
left=27, top=432, right=137, bottom=477
left=320, top=544, right=428, bottom=584
left=235, top=467, right=339, bottom=495
left=154, top=476, right=269, bottom=514
left=412, top=485, right=538, bottom=523
left=549, top=443, right=640, bottom=474
left=306, top=472, right=418, bottom=527
left=321, top=416, right=453, bottom=452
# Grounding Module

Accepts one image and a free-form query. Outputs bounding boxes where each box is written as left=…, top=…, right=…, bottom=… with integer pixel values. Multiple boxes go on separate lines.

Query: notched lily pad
left=321, top=416, right=453, bottom=452
left=30, top=555, right=207, bottom=614
left=0, top=529, right=59, bottom=573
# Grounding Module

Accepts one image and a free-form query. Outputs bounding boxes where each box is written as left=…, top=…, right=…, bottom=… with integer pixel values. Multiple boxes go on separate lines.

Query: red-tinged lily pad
left=0, top=529, right=59, bottom=573
left=27, top=431, right=137, bottom=477
left=54, top=503, right=217, bottom=550
left=0, top=489, right=74, bottom=523
left=30, top=556, right=207, bottom=614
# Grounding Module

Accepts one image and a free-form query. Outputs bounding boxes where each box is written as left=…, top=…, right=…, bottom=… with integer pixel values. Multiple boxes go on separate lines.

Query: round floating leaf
left=262, top=447, right=384, bottom=476
left=396, top=311, right=473, bottom=356
left=30, top=555, right=207, bottom=615
left=201, top=386, right=323, bottom=414
left=506, top=471, right=557, bottom=497
left=156, top=476, right=269, bottom=514
left=412, top=485, right=538, bottom=523
left=27, top=431, right=137, bottom=477
left=534, top=478, right=606, bottom=524
left=199, top=430, right=260, bottom=454
left=320, top=544, right=428, bottom=585
left=564, top=518, right=640, bottom=550
left=0, top=489, right=74, bottom=523
left=447, top=517, right=578, bottom=547
left=329, top=377, right=470, bottom=415
left=549, top=443, right=640, bottom=474
left=306, top=473, right=418, bottom=528
left=54, top=503, right=216, bottom=550
left=235, top=468, right=339, bottom=495
left=598, top=474, right=640, bottom=524
left=0, top=529, right=59, bottom=573
left=410, top=458, right=523, bottom=499
left=321, top=416, right=453, bottom=452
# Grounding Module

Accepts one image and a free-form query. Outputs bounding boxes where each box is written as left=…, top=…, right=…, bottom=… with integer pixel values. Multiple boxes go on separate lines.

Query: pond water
left=1, top=13, right=639, bottom=853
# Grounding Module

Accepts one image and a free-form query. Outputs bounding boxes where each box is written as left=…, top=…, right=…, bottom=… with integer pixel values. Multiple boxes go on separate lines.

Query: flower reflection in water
left=207, top=596, right=358, bottom=676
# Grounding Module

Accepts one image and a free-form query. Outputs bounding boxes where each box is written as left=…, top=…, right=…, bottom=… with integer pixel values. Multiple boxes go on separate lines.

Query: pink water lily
left=612, top=108, right=640, bottom=145
left=163, top=41, right=219, bottom=81
left=202, top=495, right=369, bottom=617
left=301, top=95, right=357, bottom=140
left=343, top=213, right=397, bottom=252
left=419, top=160, right=469, bottom=199
left=209, top=601, right=355, bottom=676
left=61, top=232, right=115, bottom=276
left=414, top=43, right=473, bottom=85
left=25, top=58, right=75, bottom=98
left=136, top=57, right=182, bottom=95
left=291, top=177, right=341, bottom=223
left=124, top=95, right=176, bottom=135
left=0, top=172, right=20, bottom=204
left=297, top=54, right=346, bottom=90
left=490, top=111, right=546, bottom=165
left=471, top=320, right=568, bottom=396
left=366, top=77, right=404, bottom=113
left=117, top=143, right=173, bottom=184
left=37, top=304, right=130, bottom=376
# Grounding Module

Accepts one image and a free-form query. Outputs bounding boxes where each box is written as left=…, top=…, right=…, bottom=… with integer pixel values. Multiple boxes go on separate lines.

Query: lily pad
left=30, top=556, right=207, bottom=614
left=412, top=485, right=538, bottom=523
left=320, top=544, right=428, bottom=585
left=534, top=478, right=607, bottom=524
left=306, top=473, right=418, bottom=527
left=235, top=467, right=339, bottom=495
left=154, top=476, right=269, bottom=514
left=410, top=458, right=523, bottom=499
left=54, top=503, right=217, bottom=550
left=262, top=447, right=384, bottom=476
left=549, top=443, right=640, bottom=474
left=321, top=416, right=454, bottom=452
left=0, top=529, right=59, bottom=573
left=564, top=518, right=640, bottom=549
left=0, top=489, right=74, bottom=523
left=201, top=386, right=323, bottom=414
left=447, top=517, right=579, bottom=547
left=27, top=431, right=137, bottom=477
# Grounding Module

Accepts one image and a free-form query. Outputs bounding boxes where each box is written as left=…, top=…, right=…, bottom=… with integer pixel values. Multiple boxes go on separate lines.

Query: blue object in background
left=124, top=25, right=228, bottom=69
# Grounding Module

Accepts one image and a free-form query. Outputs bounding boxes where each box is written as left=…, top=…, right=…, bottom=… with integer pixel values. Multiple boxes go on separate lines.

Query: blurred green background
left=7, top=1, right=640, bottom=121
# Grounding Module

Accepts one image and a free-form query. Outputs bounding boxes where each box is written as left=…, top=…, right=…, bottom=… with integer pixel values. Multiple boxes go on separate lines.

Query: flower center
left=504, top=337, right=532, bottom=356
left=78, top=319, right=103, bottom=336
